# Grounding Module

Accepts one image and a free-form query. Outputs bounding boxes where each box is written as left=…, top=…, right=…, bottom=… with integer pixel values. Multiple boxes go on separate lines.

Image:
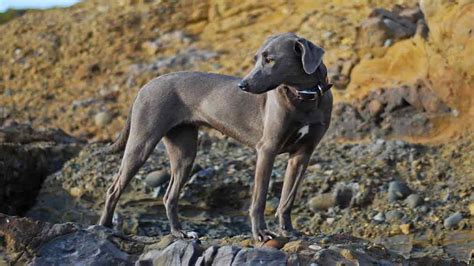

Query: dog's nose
left=238, top=81, right=249, bottom=91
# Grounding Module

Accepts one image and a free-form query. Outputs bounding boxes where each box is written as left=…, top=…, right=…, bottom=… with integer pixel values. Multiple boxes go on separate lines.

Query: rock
left=388, top=181, right=411, bottom=202
left=385, top=210, right=404, bottom=223
left=331, top=74, right=350, bottom=90
left=469, top=203, right=474, bottom=216
left=357, top=6, right=418, bottom=48
left=31, top=230, right=133, bottom=265
left=211, top=245, right=241, bottom=265
left=405, top=193, right=423, bottom=208
left=282, top=240, right=307, bottom=253
left=94, top=111, right=113, bottom=127
left=373, top=212, right=385, bottom=223
left=152, top=240, right=202, bottom=266
left=145, top=170, right=170, bottom=188
left=231, top=247, right=287, bottom=265
left=399, top=223, right=411, bottom=235
left=0, top=124, right=82, bottom=215
left=263, top=237, right=288, bottom=250
left=444, top=212, right=463, bottom=229
left=368, top=99, right=384, bottom=117
left=142, top=41, right=159, bottom=55
left=309, top=193, right=337, bottom=211
left=0, top=214, right=464, bottom=264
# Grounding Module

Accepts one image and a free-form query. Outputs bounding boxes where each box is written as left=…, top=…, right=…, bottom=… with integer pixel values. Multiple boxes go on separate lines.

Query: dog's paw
left=255, top=229, right=277, bottom=243
left=171, top=229, right=199, bottom=240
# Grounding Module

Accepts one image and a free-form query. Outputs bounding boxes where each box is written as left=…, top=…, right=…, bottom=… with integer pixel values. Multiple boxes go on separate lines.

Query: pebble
left=405, top=194, right=423, bottom=208
left=443, top=212, right=463, bottom=229
left=308, top=193, right=336, bottom=211
left=326, top=217, right=336, bottom=225
left=469, top=203, right=474, bottom=216
left=94, top=111, right=113, bottom=127
left=263, top=237, right=288, bottom=249
left=373, top=212, right=385, bottom=223
left=399, top=223, right=411, bottom=235
left=385, top=210, right=404, bottom=223
left=145, top=170, right=170, bottom=188
left=388, top=181, right=411, bottom=202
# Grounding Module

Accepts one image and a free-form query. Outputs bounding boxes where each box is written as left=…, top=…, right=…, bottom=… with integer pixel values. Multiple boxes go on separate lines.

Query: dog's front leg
left=276, top=147, right=312, bottom=237
left=249, top=142, right=278, bottom=242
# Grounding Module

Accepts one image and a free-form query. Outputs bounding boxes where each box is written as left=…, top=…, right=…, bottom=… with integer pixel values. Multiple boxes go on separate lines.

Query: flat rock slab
left=0, top=215, right=466, bottom=265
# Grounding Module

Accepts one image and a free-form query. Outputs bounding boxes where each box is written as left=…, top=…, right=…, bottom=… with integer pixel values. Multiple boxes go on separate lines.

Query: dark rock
left=212, top=245, right=241, bottom=265
left=444, top=212, right=463, bottom=229
left=385, top=210, right=404, bottom=223
left=144, top=170, right=170, bottom=188
left=405, top=193, right=423, bottom=208
left=373, top=212, right=385, bottom=223
left=0, top=124, right=83, bottom=215
left=231, top=247, right=287, bottom=265
left=152, top=240, right=202, bottom=266
left=388, top=181, right=411, bottom=202
left=31, top=230, right=133, bottom=265
left=309, top=193, right=336, bottom=211
left=357, top=5, right=422, bottom=48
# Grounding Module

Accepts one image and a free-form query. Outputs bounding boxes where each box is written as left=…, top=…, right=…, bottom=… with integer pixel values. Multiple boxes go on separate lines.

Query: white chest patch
left=295, top=125, right=309, bottom=143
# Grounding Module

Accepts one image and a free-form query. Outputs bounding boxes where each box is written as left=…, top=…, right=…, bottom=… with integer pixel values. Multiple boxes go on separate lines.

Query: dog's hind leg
left=162, top=125, right=198, bottom=238
left=98, top=104, right=169, bottom=228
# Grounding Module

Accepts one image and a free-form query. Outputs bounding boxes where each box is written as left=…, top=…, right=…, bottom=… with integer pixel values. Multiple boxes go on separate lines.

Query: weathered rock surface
left=328, top=81, right=451, bottom=140
left=0, top=215, right=465, bottom=265
left=0, top=123, right=83, bottom=215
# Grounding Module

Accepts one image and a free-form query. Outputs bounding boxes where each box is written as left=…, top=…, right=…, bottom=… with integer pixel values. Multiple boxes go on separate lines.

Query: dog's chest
left=294, top=125, right=310, bottom=143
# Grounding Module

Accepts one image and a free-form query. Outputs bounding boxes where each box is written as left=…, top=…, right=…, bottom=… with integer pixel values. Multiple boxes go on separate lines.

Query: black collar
left=292, top=83, right=333, bottom=103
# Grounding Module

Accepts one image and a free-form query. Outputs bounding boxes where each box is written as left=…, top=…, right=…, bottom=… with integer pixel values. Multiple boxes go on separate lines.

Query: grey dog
left=99, top=32, right=333, bottom=242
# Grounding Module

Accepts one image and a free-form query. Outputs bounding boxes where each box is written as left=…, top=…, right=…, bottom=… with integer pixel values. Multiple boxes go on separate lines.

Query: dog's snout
left=238, top=81, right=249, bottom=91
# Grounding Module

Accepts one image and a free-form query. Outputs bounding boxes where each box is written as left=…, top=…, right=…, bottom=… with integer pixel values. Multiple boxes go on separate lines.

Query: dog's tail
left=104, top=106, right=132, bottom=154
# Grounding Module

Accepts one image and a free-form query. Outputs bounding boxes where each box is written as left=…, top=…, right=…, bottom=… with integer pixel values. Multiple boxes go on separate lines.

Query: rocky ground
left=0, top=0, right=473, bottom=264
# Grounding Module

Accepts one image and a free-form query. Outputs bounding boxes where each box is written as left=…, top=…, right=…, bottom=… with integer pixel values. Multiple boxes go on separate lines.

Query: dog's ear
left=294, top=38, right=325, bottom=74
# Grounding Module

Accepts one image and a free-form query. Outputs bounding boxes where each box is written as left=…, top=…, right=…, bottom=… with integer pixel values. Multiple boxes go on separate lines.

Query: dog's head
left=238, top=33, right=325, bottom=94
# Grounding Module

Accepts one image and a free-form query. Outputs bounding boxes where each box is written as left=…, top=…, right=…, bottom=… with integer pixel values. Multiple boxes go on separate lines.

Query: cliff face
left=0, top=0, right=472, bottom=141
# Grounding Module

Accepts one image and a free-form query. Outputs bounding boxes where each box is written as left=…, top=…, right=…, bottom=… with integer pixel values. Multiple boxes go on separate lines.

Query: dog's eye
left=265, top=57, right=274, bottom=64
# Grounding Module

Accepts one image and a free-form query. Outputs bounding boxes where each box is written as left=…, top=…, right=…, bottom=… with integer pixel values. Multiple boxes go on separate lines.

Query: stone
left=94, top=111, right=113, bottom=127
left=308, top=193, right=336, bottom=211
left=212, top=245, right=241, bottom=265
left=443, top=212, right=463, bottom=229
left=231, top=247, right=287, bottom=265
left=469, top=203, right=474, bottom=216
left=399, top=223, right=411, bottom=235
left=31, top=230, right=133, bottom=265
left=142, top=41, right=159, bottom=55
left=262, top=237, right=288, bottom=250
left=373, top=212, right=385, bottom=223
left=385, top=210, right=404, bottom=223
left=282, top=240, right=307, bottom=253
left=368, top=99, right=384, bottom=117
left=405, top=193, right=423, bottom=208
left=388, top=181, right=411, bottom=202
left=144, top=170, right=170, bottom=188
left=152, top=240, right=202, bottom=266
